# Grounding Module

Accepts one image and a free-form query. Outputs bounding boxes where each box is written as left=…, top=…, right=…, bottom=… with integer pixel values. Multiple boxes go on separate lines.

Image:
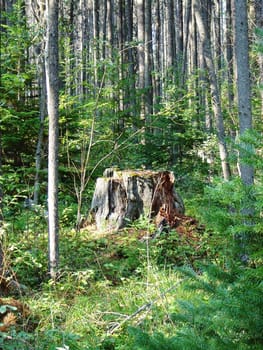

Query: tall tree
left=45, top=0, right=59, bottom=280
left=233, top=0, right=254, bottom=186
left=0, top=130, right=2, bottom=226
left=166, top=0, right=175, bottom=73
left=137, top=0, right=145, bottom=120
left=255, top=0, right=263, bottom=116
left=144, top=0, right=153, bottom=116
left=152, top=0, right=161, bottom=109
left=0, top=1, right=3, bottom=225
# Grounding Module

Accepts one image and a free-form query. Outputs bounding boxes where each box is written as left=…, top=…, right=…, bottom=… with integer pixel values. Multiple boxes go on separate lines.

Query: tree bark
left=144, top=0, right=153, bottom=117
left=90, top=169, right=184, bottom=232
left=137, top=0, right=145, bottom=122
left=166, top=0, right=175, bottom=72
left=45, top=0, right=59, bottom=280
left=255, top=0, right=263, bottom=117
left=34, top=59, right=47, bottom=205
left=233, top=0, right=254, bottom=186
left=152, top=0, right=161, bottom=111
left=0, top=119, right=2, bottom=225
left=226, top=0, right=234, bottom=112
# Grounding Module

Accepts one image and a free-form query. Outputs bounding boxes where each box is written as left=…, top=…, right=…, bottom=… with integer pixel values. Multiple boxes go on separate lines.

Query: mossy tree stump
left=90, top=169, right=184, bottom=231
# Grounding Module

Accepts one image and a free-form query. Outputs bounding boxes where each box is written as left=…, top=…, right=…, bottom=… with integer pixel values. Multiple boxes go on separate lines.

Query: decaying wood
left=90, top=169, right=184, bottom=231
left=0, top=297, right=30, bottom=332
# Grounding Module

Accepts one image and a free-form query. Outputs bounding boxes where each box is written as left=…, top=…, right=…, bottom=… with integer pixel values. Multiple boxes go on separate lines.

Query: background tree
left=45, top=0, right=59, bottom=280
left=233, top=0, right=254, bottom=186
left=255, top=0, right=263, bottom=116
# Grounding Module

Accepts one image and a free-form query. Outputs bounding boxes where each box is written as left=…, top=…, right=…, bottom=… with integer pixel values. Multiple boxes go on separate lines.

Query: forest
left=0, top=0, right=263, bottom=349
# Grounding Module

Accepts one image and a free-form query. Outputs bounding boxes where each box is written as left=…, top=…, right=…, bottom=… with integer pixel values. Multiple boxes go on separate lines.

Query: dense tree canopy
left=0, top=1, right=262, bottom=196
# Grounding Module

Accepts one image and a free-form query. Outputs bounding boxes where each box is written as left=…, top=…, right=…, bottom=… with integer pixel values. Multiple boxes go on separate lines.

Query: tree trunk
left=152, top=0, right=161, bottom=111
left=90, top=169, right=184, bottom=232
left=181, top=0, right=191, bottom=84
left=144, top=0, right=153, bottom=117
left=166, top=0, right=175, bottom=72
left=45, top=0, right=59, bottom=280
left=255, top=0, right=263, bottom=117
left=233, top=0, right=254, bottom=187
left=137, top=0, right=145, bottom=107
left=233, top=0, right=254, bottom=264
left=226, top=0, right=234, bottom=111
left=93, top=0, right=100, bottom=89
left=34, top=59, right=46, bottom=205
left=125, top=0, right=136, bottom=114
left=0, top=128, right=2, bottom=225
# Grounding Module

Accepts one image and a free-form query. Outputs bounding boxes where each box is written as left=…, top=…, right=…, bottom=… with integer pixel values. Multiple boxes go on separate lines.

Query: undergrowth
left=1, top=170, right=263, bottom=349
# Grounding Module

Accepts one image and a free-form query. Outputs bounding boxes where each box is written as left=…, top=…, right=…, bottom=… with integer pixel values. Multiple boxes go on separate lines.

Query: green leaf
left=0, top=305, right=17, bottom=314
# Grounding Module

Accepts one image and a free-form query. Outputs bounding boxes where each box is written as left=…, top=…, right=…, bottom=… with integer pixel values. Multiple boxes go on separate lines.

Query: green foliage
left=34, top=329, right=82, bottom=350
left=151, top=229, right=210, bottom=269
left=7, top=230, right=48, bottom=286
left=0, top=3, right=262, bottom=350
left=129, top=263, right=263, bottom=350
left=129, top=328, right=179, bottom=350
left=0, top=330, right=34, bottom=350
left=254, top=27, right=263, bottom=54
left=0, top=328, right=82, bottom=350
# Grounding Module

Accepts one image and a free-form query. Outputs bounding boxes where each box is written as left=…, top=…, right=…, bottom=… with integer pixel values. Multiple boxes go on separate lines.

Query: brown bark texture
left=90, top=169, right=184, bottom=231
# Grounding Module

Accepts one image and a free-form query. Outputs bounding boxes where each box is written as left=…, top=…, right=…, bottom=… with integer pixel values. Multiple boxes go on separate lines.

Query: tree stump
left=90, top=169, right=184, bottom=231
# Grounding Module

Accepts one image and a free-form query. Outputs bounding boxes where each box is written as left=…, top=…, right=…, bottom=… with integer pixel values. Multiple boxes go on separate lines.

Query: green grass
left=1, top=184, right=263, bottom=350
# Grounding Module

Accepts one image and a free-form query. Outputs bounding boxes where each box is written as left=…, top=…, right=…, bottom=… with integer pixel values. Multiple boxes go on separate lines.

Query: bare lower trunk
left=34, top=60, right=46, bottom=204
left=233, top=0, right=254, bottom=187
left=45, top=0, right=59, bottom=280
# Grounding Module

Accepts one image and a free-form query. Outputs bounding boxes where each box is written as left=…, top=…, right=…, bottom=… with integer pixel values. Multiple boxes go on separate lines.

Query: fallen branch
left=107, top=279, right=185, bottom=335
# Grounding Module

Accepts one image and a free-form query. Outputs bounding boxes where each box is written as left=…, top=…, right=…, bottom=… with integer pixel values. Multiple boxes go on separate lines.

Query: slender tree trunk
left=213, top=0, right=222, bottom=73
left=152, top=0, right=161, bottom=110
left=144, top=0, right=153, bottom=117
left=102, top=0, right=107, bottom=59
left=45, top=0, right=59, bottom=280
left=166, top=0, right=175, bottom=72
left=175, top=0, right=183, bottom=68
left=117, top=0, right=124, bottom=129
left=34, top=59, right=47, bottom=205
left=255, top=0, right=263, bottom=116
left=181, top=0, right=191, bottom=84
left=126, top=0, right=136, bottom=113
left=226, top=0, right=234, bottom=110
left=137, top=0, right=145, bottom=91
left=106, top=0, right=114, bottom=57
left=232, top=0, right=254, bottom=264
left=137, top=0, right=145, bottom=128
left=0, top=126, right=4, bottom=276
left=194, top=0, right=231, bottom=180
left=0, top=129, right=3, bottom=225
left=233, top=0, right=254, bottom=186
left=0, top=7, right=3, bottom=225
left=93, top=0, right=99, bottom=89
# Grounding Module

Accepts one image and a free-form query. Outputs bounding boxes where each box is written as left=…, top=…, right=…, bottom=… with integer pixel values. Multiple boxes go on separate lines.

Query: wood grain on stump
left=90, top=169, right=184, bottom=231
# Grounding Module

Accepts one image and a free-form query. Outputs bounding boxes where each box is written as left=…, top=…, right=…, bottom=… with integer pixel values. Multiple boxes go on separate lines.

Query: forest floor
left=1, top=211, right=213, bottom=349
left=1, top=195, right=262, bottom=349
